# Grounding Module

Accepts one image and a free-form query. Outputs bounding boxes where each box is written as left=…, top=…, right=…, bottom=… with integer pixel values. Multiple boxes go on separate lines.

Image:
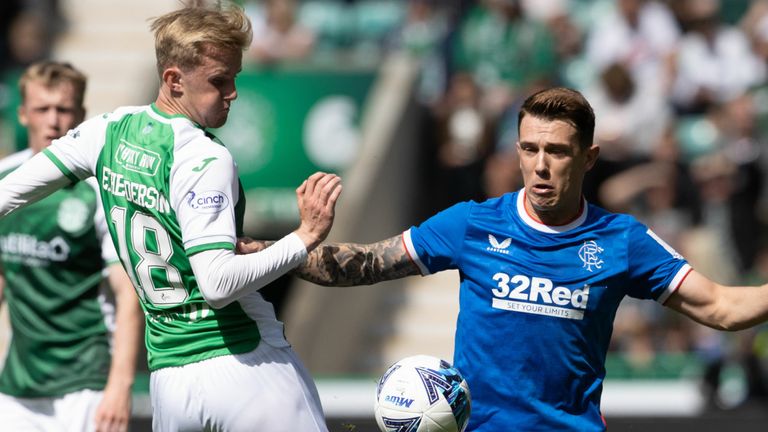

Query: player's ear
left=585, top=144, right=600, bottom=171
left=162, top=67, right=184, bottom=95
left=17, top=104, right=29, bottom=127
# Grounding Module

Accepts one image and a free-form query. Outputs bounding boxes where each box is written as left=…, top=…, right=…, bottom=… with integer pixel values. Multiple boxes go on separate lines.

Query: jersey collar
left=515, top=189, right=588, bottom=233
left=149, top=103, right=203, bottom=129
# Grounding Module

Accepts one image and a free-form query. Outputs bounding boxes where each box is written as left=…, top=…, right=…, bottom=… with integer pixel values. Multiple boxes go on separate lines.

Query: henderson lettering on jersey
left=491, top=273, right=590, bottom=320
left=101, top=166, right=170, bottom=214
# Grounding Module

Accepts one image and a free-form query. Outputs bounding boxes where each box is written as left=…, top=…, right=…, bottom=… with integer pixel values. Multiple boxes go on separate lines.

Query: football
left=374, top=355, right=471, bottom=432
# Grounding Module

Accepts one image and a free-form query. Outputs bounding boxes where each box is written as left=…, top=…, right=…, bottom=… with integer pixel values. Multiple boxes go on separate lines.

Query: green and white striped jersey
left=44, top=104, right=270, bottom=371
left=0, top=149, right=115, bottom=397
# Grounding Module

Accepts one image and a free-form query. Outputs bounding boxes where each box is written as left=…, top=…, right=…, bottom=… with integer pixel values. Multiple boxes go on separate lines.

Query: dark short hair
left=518, top=87, right=595, bottom=150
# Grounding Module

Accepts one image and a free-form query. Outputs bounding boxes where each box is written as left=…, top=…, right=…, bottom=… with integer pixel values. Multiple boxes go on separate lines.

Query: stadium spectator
left=584, top=61, right=671, bottom=163
left=452, top=0, right=558, bottom=118
left=584, top=0, right=680, bottom=94
left=670, top=0, right=765, bottom=114
left=742, top=0, right=768, bottom=68
left=579, top=61, right=671, bottom=205
left=0, top=9, right=60, bottom=156
left=386, top=0, right=451, bottom=106
left=0, top=0, right=63, bottom=76
left=243, top=87, right=768, bottom=431
left=520, top=0, right=583, bottom=65
left=0, top=61, right=141, bottom=432
left=431, top=72, right=493, bottom=209
left=247, top=0, right=316, bottom=65
left=707, top=94, right=765, bottom=272
left=0, top=4, right=341, bottom=431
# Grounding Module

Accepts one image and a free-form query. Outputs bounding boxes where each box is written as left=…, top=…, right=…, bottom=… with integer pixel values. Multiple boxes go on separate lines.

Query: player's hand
left=94, top=383, right=131, bottom=432
left=236, top=236, right=272, bottom=254
left=294, top=172, right=342, bottom=251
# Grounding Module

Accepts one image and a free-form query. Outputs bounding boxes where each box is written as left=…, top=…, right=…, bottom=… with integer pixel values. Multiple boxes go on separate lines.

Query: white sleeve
left=0, top=152, right=72, bottom=216
left=189, top=233, right=308, bottom=308
left=44, top=113, right=110, bottom=180
left=171, top=142, right=239, bottom=251
left=0, top=112, right=109, bottom=217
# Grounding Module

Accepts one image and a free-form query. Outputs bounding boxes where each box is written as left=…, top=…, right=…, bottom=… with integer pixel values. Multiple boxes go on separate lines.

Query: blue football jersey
left=403, top=190, right=691, bottom=431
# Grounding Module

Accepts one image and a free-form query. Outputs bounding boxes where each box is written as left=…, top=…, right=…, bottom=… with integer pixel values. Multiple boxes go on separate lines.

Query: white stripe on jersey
left=402, top=229, right=429, bottom=275
left=646, top=228, right=684, bottom=259
left=657, top=263, right=692, bottom=304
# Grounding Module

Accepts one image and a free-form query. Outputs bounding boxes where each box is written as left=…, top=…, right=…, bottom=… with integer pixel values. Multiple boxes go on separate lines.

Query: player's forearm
left=0, top=152, right=71, bottom=216
left=668, top=271, right=768, bottom=331
left=191, top=233, right=308, bottom=308
left=96, top=277, right=139, bottom=431
left=293, top=237, right=420, bottom=286
left=714, top=283, right=768, bottom=331
left=106, top=282, right=142, bottom=392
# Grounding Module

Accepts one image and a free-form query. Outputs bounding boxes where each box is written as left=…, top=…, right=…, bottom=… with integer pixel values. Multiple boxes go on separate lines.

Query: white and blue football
left=374, top=355, right=471, bottom=432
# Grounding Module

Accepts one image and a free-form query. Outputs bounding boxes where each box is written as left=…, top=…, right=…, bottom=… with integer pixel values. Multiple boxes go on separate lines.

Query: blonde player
left=0, top=4, right=341, bottom=432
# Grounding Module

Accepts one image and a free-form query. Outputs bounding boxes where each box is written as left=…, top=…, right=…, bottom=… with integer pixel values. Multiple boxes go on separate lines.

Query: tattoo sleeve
left=294, top=235, right=421, bottom=286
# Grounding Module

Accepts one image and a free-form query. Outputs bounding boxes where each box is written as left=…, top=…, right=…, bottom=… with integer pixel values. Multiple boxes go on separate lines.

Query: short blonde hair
left=150, top=2, right=252, bottom=75
left=19, top=61, right=87, bottom=107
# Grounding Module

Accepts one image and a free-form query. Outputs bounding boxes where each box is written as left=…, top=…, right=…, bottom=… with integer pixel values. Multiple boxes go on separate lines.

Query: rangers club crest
left=578, top=240, right=604, bottom=272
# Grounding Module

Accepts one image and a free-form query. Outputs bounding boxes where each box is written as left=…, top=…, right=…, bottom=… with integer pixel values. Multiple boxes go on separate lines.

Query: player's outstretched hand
left=294, top=172, right=342, bottom=251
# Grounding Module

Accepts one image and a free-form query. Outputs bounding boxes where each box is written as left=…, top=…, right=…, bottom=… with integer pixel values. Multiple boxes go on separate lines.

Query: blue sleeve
left=625, top=219, right=690, bottom=302
left=405, top=202, right=472, bottom=275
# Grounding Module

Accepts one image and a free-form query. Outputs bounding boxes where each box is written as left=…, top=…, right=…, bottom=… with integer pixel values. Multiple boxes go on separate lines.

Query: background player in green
left=0, top=62, right=142, bottom=431
left=0, top=3, right=341, bottom=432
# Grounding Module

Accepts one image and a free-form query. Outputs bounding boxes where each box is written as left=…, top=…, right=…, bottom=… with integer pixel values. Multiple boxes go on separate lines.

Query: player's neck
left=155, top=95, right=179, bottom=118
left=524, top=193, right=584, bottom=226
left=154, top=90, right=198, bottom=126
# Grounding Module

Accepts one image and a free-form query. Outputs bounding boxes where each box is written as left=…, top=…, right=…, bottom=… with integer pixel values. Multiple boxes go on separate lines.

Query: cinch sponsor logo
left=384, top=395, right=415, bottom=408
left=186, top=190, right=229, bottom=214
left=486, top=234, right=511, bottom=254
left=490, top=273, right=590, bottom=320
left=115, top=139, right=161, bottom=176
left=0, top=234, right=70, bottom=263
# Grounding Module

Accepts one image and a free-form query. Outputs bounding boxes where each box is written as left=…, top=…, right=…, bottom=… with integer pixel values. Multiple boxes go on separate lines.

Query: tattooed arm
left=237, top=235, right=421, bottom=286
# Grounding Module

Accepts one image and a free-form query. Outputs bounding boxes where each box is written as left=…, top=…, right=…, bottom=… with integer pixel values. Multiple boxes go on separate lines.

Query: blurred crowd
left=4, top=0, right=768, bottom=410
left=0, top=0, right=63, bottom=154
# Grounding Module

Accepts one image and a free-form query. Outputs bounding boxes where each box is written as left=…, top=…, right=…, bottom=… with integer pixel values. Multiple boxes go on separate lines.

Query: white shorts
left=150, top=342, right=328, bottom=432
left=0, top=388, right=103, bottom=432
